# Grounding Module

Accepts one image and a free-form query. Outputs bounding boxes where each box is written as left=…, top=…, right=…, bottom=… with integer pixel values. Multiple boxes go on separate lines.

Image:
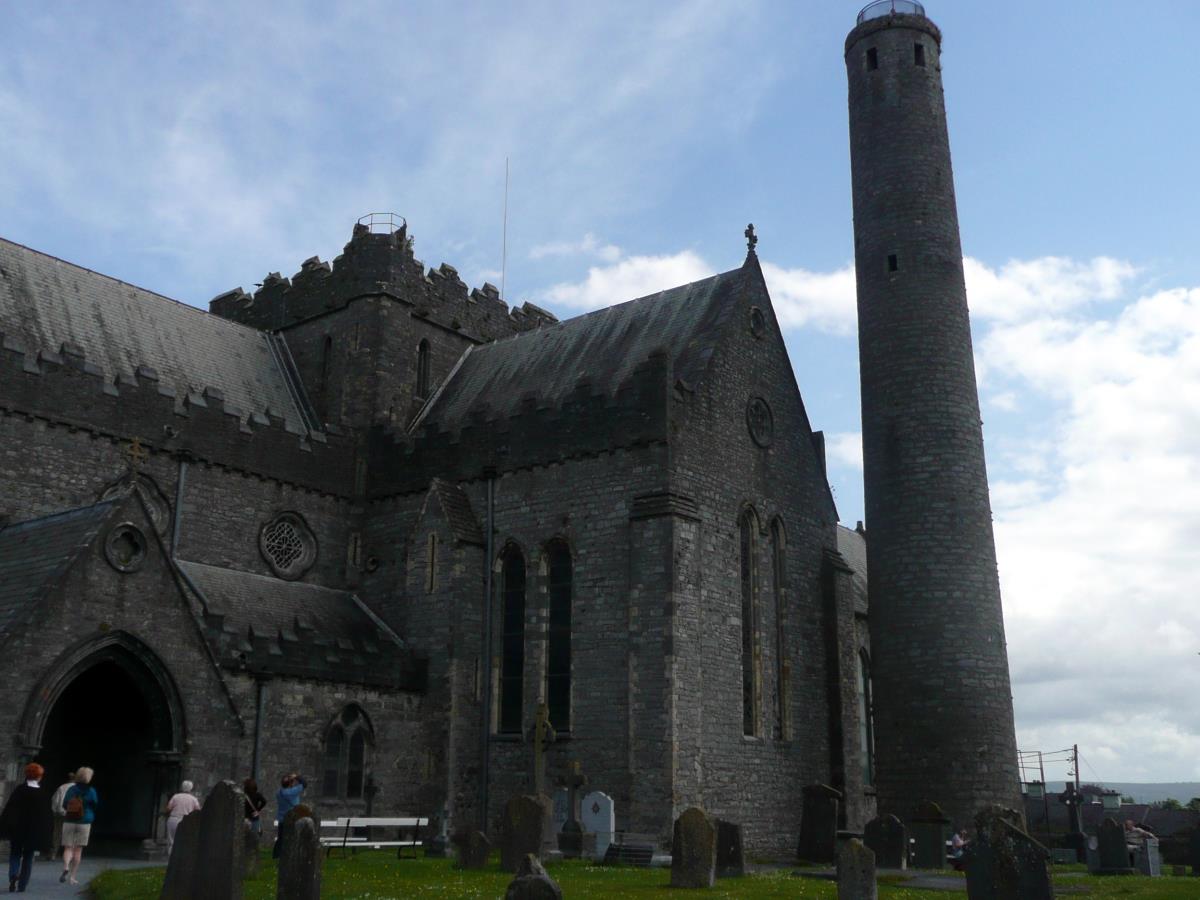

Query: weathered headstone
left=277, top=817, right=322, bottom=900
left=796, top=783, right=841, bottom=863
left=159, top=812, right=201, bottom=899
left=962, top=805, right=1052, bottom=900
left=864, top=814, right=906, bottom=870
left=159, top=780, right=246, bottom=900
left=502, top=795, right=552, bottom=872
left=1096, top=817, right=1134, bottom=875
left=670, top=807, right=716, bottom=889
left=452, top=829, right=491, bottom=869
left=581, top=791, right=615, bottom=860
left=715, top=819, right=745, bottom=878
left=1134, top=836, right=1160, bottom=877
left=910, top=800, right=951, bottom=869
left=504, top=853, right=563, bottom=900
left=837, top=837, right=877, bottom=900
left=556, top=761, right=588, bottom=858
left=1190, top=826, right=1200, bottom=875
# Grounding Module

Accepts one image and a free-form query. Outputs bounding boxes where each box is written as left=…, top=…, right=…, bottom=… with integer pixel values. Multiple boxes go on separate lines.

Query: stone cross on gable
left=126, top=436, right=148, bottom=472
left=526, top=702, right=557, bottom=797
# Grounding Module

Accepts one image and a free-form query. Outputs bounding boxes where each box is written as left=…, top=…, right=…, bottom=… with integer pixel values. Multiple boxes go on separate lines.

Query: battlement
left=0, top=332, right=354, bottom=495
left=210, top=219, right=557, bottom=342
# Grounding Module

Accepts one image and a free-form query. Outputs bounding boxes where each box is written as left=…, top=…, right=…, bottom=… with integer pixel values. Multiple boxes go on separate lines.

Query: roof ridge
left=0, top=236, right=266, bottom=338
left=176, top=559, right=349, bottom=592
left=0, top=497, right=121, bottom=533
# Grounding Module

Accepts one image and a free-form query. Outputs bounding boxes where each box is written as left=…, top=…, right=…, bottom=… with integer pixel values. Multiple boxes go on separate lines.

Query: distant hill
left=1047, top=782, right=1200, bottom=804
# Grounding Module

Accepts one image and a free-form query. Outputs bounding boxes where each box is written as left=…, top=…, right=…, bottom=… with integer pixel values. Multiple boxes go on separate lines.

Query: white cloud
left=539, top=250, right=712, bottom=311
left=760, top=262, right=858, bottom=335
left=964, top=256, right=1138, bottom=323
left=529, top=233, right=621, bottom=263
left=825, top=431, right=863, bottom=471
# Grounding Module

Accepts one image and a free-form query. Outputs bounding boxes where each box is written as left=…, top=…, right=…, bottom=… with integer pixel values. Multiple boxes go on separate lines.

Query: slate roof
left=178, top=561, right=424, bottom=689
left=0, top=500, right=119, bottom=641
left=0, top=238, right=303, bottom=429
left=429, top=479, right=483, bottom=545
left=836, top=525, right=868, bottom=612
left=417, top=267, right=744, bottom=432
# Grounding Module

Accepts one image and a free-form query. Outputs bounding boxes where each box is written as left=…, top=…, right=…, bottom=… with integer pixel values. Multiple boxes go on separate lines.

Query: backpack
left=64, top=789, right=84, bottom=821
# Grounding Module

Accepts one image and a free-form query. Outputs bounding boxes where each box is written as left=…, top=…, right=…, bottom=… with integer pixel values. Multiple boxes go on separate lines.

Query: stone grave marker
left=159, top=780, right=246, bottom=900
left=837, top=837, right=877, bottom=900
left=670, top=807, right=716, bottom=889
left=1134, top=836, right=1160, bottom=877
left=910, top=799, right=950, bottom=869
left=525, top=704, right=559, bottom=857
left=864, top=814, right=906, bottom=869
left=552, top=788, right=569, bottom=833
left=796, top=783, right=841, bottom=863
left=452, top=829, right=491, bottom=869
left=501, top=795, right=551, bottom=872
left=1190, top=826, right=1200, bottom=875
left=277, top=817, right=322, bottom=900
left=556, top=760, right=588, bottom=858
left=1096, top=817, right=1134, bottom=875
left=581, top=791, right=615, bottom=860
left=962, top=805, right=1051, bottom=900
left=715, top=819, right=745, bottom=878
left=505, top=853, right=563, bottom=900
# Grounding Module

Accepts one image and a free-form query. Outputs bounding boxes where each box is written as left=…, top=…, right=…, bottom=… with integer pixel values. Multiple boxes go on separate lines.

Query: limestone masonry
left=0, top=4, right=1016, bottom=855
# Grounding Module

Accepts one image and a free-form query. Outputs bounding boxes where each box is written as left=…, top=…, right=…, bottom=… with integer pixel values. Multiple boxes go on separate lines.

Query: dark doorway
left=38, top=659, right=173, bottom=842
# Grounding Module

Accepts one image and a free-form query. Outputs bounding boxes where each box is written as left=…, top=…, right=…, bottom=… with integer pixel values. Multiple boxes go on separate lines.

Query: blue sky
left=3, top=1, right=1199, bottom=787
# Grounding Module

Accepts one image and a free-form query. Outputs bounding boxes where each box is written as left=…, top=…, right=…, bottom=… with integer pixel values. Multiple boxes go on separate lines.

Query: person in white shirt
left=164, top=781, right=202, bottom=857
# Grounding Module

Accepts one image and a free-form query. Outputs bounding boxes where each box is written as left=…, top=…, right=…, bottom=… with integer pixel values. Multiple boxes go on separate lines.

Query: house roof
left=0, top=500, right=120, bottom=641
left=429, top=479, right=483, bottom=545
left=0, top=238, right=303, bottom=429
left=836, top=524, right=868, bottom=611
left=178, top=560, right=425, bottom=689
left=416, top=266, right=745, bottom=433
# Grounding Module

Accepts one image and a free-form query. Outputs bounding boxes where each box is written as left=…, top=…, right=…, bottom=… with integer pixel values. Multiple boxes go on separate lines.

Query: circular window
left=749, top=306, right=767, bottom=339
left=259, top=512, right=317, bottom=580
left=746, top=397, right=774, bottom=448
left=105, top=523, right=147, bottom=573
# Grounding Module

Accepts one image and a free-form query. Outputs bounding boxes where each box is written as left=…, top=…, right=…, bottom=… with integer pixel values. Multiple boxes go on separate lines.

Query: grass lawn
left=89, top=853, right=1200, bottom=899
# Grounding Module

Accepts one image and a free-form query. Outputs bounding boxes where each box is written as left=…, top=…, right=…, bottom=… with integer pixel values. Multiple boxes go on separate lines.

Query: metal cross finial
left=745, top=223, right=758, bottom=254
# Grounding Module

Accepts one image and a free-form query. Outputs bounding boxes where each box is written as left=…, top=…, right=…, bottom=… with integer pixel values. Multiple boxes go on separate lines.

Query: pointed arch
left=416, top=339, right=431, bottom=399
left=739, top=506, right=761, bottom=736
left=544, top=538, right=573, bottom=732
left=498, top=543, right=527, bottom=734
left=321, top=703, right=374, bottom=799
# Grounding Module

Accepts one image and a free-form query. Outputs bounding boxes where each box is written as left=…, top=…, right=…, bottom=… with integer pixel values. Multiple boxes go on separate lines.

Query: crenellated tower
left=844, top=2, right=1021, bottom=827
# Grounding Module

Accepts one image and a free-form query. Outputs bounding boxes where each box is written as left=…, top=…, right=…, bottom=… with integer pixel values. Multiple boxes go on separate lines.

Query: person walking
left=48, top=772, right=74, bottom=863
left=272, top=773, right=306, bottom=860
left=164, top=780, right=201, bottom=857
left=242, top=778, right=267, bottom=836
left=59, top=768, right=98, bottom=886
left=0, top=763, right=53, bottom=893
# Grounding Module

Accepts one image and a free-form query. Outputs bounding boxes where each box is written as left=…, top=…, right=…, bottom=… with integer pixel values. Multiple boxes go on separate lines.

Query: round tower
left=844, top=2, right=1020, bottom=827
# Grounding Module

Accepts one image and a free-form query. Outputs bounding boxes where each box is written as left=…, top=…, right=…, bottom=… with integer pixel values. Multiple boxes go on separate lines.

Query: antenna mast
left=501, top=156, right=509, bottom=299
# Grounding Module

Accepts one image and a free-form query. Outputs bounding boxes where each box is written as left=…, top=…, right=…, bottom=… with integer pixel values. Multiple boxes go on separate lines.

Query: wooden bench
left=320, top=816, right=429, bottom=858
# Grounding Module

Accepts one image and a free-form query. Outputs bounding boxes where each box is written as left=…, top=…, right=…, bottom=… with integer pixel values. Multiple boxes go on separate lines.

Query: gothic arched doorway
left=20, top=632, right=185, bottom=846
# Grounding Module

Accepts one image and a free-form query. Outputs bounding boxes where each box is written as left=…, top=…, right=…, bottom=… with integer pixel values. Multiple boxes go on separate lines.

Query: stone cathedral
left=0, top=3, right=1017, bottom=855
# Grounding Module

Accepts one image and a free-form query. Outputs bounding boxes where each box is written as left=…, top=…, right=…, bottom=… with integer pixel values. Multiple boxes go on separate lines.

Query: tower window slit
left=866, top=47, right=878, bottom=70
left=887, top=254, right=899, bottom=272
left=914, top=43, right=926, bottom=67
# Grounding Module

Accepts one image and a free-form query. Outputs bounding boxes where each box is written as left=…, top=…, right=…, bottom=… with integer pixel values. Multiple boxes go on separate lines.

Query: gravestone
left=556, top=760, right=588, bottom=858
left=552, top=788, right=569, bottom=834
left=277, top=817, right=322, bottom=900
left=962, top=805, right=1052, bottom=900
left=1134, top=836, right=1160, bottom=877
left=505, top=853, right=563, bottom=900
left=715, top=819, right=745, bottom=878
left=910, top=800, right=951, bottom=869
left=502, top=795, right=551, bottom=872
left=581, top=791, right=615, bottom=860
left=159, top=812, right=201, bottom=899
left=796, top=783, right=841, bottom=863
left=602, top=834, right=655, bottom=867
left=1095, top=817, right=1134, bottom=875
left=1190, top=826, right=1200, bottom=875
left=837, top=837, right=877, bottom=900
left=864, top=814, right=906, bottom=870
left=670, top=807, right=717, bottom=889
left=452, top=829, right=491, bottom=869
left=525, top=704, right=559, bottom=857
left=159, top=780, right=246, bottom=900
